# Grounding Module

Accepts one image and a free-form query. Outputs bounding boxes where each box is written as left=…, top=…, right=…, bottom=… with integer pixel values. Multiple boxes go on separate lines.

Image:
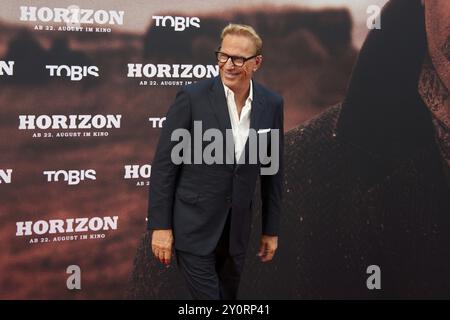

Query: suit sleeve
left=260, top=98, right=284, bottom=236
left=147, top=89, right=191, bottom=230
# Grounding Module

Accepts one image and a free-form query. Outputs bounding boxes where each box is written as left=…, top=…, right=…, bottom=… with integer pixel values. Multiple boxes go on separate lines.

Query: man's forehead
left=221, top=35, right=255, bottom=52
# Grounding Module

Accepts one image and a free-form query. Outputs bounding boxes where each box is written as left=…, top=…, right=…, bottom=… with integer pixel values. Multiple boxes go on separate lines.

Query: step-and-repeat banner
left=0, top=0, right=386, bottom=299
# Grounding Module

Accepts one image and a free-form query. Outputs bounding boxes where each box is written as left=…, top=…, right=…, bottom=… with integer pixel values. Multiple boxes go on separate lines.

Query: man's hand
left=151, top=229, right=174, bottom=266
left=257, top=235, right=278, bottom=262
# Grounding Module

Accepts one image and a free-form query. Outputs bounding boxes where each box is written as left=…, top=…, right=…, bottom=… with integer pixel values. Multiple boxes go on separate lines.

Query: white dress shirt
left=223, top=81, right=253, bottom=163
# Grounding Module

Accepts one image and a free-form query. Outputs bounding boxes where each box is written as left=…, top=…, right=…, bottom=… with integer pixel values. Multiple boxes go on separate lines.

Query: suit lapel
left=235, top=81, right=265, bottom=171
left=208, top=77, right=234, bottom=169
left=250, top=81, right=265, bottom=133
left=208, top=77, right=265, bottom=133
left=208, top=77, right=266, bottom=170
left=208, top=77, right=232, bottom=136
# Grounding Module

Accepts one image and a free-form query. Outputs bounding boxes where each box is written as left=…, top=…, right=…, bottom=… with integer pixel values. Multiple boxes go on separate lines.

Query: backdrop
left=0, top=0, right=387, bottom=299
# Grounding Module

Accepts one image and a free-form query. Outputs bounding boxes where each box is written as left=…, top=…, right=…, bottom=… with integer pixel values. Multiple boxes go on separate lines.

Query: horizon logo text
left=127, top=64, right=218, bottom=79
left=0, top=61, right=14, bottom=76
left=18, top=114, right=121, bottom=130
left=0, top=169, right=13, bottom=184
left=124, top=165, right=151, bottom=179
left=16, top=216, right=119, bottom=236
left=20, top=6, right=124, bottom=26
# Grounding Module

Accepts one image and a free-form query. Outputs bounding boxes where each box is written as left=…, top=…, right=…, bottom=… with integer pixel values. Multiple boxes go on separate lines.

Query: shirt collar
left=223, top=80, right=253, bottom=103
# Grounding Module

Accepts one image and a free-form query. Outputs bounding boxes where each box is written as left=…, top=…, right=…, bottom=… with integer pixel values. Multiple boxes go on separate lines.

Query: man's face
left=424, top=0, right=450, bottom=90
left=218, top=34, right=262, bottom=93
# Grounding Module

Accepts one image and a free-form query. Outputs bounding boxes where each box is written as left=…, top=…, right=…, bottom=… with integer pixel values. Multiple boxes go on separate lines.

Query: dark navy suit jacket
left=147, top=76, right=284, bottom=256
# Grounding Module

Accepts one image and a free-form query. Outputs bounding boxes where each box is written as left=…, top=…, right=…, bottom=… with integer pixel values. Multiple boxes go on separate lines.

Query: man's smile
left=223, top=70, right=240, bottom=79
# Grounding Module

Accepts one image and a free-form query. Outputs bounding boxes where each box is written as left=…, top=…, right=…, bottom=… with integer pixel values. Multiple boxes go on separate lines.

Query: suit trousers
left=175, top=210, right=247, bottom=300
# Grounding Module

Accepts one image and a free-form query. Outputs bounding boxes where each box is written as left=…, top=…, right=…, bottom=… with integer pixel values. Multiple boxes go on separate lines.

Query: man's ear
left=254, top=55, right=263, bottom=71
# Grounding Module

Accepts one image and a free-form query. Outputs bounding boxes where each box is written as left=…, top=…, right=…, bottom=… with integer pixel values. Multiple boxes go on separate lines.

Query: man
left=282, top=0, right=450, bottom=298
left=147, top=24, right=284, bottom=300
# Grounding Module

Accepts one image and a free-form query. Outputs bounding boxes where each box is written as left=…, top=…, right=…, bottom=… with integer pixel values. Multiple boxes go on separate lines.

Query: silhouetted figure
left=280, top=0, right=450, bottom=298
left=3, top=29, right=48, bottom=84
left=48, top=37, right=92, bottom=67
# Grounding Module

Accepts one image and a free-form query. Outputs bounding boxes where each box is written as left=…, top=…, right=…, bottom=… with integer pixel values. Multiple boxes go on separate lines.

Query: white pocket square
left=257, top=128, right=271, bottom=134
